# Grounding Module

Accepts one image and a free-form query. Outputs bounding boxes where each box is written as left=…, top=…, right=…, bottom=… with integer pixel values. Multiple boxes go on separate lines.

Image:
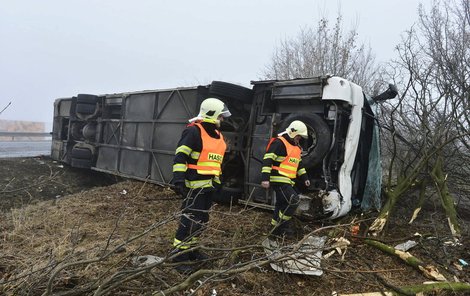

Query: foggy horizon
left=1, top=0, right=428, bottom=124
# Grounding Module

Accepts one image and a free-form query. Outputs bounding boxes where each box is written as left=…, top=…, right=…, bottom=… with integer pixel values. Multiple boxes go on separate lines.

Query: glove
left=173, top=181, right=189, bottom=197
left=261, top=181, right=270, bottom=189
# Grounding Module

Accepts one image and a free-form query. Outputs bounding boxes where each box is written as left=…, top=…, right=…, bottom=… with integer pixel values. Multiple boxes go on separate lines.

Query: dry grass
left=1, top=181, right=182, bottom=294
left=1, top=181, right=278, bottom=295
left=1, top=179, right=468, bottom=296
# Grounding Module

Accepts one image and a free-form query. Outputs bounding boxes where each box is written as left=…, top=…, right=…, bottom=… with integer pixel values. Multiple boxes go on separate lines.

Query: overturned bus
left=51, top=76, right=397, bottom=219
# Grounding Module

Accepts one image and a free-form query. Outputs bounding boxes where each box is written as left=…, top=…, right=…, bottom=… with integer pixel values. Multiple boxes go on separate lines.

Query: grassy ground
left=1, top=157, right=469, bottom=295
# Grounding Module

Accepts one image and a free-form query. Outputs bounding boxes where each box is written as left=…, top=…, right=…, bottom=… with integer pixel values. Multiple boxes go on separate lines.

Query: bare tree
left=263, top=15, right=384, bottom=93
left=370, top=0, right=470, bottom=237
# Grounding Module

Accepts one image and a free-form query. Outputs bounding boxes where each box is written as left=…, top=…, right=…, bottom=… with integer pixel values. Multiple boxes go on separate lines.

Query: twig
left=154, top=223, right=354, bottom=296
left=1, top=172, right=60, bottom=194
left=2, top=177, right=16, bottom=192
left=42, top=214, right=180, bottom=296
left=325, top=267, right=406, bottom=273
left=102, top=211, right=126, bottom=254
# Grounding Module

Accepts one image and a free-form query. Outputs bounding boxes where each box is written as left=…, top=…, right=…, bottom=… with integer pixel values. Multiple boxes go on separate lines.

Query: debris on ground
left=0, top=156, right=469, bottom=295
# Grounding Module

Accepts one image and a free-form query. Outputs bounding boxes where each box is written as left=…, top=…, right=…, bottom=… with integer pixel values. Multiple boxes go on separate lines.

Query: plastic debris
left=394, top=240, right=418, bottom=251
left=120, top=189, right=127, bottom=195
left=324, top=237, right=351, bottom=260
left=459, top=259, right=468, bottom=266
left=132, top=255, right=164, bottom=267
left=263, top=235, right=327, bottom=276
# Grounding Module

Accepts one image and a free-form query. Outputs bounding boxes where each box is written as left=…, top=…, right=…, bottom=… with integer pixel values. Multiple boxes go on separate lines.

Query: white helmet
left=198, top=98, right=231, bottom=121
left=286, top=120, right=308, bottom=139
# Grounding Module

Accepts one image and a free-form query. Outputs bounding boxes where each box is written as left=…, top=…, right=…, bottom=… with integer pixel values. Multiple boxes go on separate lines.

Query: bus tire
left=209, top=81, right=254, bottom=103
left=278, top=113, right=332, bottom=168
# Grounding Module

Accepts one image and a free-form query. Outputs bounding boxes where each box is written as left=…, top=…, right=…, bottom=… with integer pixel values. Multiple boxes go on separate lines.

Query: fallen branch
left=151, top=260, right=274, bottom=296
left=431, top=155, right=461, bottom=238
left=152, top=223, right=355, bottom=296
left=41, top=214, right=180, bottom=296
left=1, top=172, right=60, bottom=194
left=337, top=281, right=470, bottom=295
left=364, top=239, right=447, bottom=281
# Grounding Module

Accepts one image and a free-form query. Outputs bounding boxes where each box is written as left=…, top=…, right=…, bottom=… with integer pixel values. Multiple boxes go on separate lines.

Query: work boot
left=189, top=249, right=209, bottom=262
left=270, top=221, right=296, bottom=239
left=171, top=251, right=194, bottom=274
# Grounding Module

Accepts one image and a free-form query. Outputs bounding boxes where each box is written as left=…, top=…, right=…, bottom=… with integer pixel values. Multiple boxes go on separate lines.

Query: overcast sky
left=0, top=0, right=427, bottom=125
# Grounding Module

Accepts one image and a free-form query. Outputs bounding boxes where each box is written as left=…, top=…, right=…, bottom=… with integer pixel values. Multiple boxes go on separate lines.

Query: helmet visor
left=220, top=104, right=231, bottom=117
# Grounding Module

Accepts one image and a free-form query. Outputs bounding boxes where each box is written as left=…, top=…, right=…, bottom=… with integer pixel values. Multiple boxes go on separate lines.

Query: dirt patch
left=0, top=157, right=469, bottom=295
left=0, top=156, right=119, bottom=211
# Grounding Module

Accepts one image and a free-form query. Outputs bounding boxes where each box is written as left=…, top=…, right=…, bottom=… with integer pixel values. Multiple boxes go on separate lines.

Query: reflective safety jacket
left=172, top=120, right=226, bottom=189
left=261, top=135, right=308, bottom=185
left=187, top=123, right=226, bottom=176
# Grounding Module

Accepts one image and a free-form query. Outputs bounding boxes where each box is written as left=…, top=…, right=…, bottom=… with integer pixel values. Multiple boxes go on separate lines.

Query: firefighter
left=171, top=97, right=230, bottom=273
left=261, top=120, right=311, bottom=237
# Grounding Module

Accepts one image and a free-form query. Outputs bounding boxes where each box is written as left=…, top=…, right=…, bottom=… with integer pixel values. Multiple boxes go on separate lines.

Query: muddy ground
left=0, top=156, right=118, bottom=211
left=0, top=156, right=469, bottom=295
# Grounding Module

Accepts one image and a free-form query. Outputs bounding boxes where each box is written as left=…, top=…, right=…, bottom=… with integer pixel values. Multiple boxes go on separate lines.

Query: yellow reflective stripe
left=272, top=166, right=296, bottom=178
left=191, top=237, right=199, bottom=243
left=190, top=151, right=200, bottom=159
left=187, top=160, right=221, bottom=176
left=173, top=238, right=191, bottom=249
left=279, top=211, right=292, bottom=221
left=263, top=153, right=277, bottom=160
left=270, top=175, right=294, bottom=185
left=279, top=171, right=296, bottom=178
left=198, top=161, right=221, bottom=167
left=271, top=219, right=278, bottom=226
left=278, top=171, right=296, bottom=178
left=213, top=176, right=221, bottom=184
left=173, top=163, right=187, bottom=172
left=262, top=166, right=272, bottom=173
left=279, top=163, right=297, bottom=171
left=297, top=168, right=307, bottom=176
left=185, top=179, right=213, bottom=188
left=198, top=170, right=220, bottom=175
left=176, top=145, right=192, bottom=156
left=274, top=156, right=286, bottom=162
left=187, top=168, right=220, bottom=175
left=202, top=118, right=217, bottom=124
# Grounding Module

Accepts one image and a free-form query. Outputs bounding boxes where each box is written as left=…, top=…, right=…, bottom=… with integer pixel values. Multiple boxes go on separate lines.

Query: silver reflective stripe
left=185, top=179, right=213, bottom=188
left=175, top=145, right=192, bottom=156
left=190, top=151, right=200, bottom=159
left=279, top=211, right=292, bottom=221
left=269, top=175, right=294, bottom=185
left=173, top=163, right=187, bottom=172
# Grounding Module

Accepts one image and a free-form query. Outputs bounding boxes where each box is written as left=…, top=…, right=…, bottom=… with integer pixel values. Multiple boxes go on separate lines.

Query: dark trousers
left=175, top=188, right=214, bottom=243
left=272, top=183, right=300, bottom=224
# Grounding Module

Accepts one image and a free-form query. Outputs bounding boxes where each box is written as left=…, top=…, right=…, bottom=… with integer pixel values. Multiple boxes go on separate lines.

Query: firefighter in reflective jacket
left=261, top=120, right=311, bottom=237
left=171, top=98, right=230, bottom=272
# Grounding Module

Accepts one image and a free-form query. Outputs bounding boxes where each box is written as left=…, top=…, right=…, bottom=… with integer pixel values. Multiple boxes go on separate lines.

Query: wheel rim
left=300, top=125, right=318, bottom=157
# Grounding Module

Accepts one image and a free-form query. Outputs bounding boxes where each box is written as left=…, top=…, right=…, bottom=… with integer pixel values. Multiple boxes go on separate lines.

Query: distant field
left=0, top=141, right=51, bottom=158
